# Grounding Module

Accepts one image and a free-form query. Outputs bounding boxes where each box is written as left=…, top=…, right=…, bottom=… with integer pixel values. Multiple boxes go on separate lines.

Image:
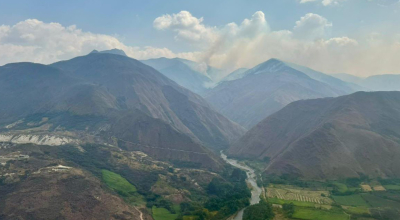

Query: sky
left=0, top=0, right=399, bottom=77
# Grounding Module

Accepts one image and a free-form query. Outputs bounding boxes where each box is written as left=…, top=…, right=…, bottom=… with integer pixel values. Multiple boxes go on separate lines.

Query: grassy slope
left=101, top=169, right=145, bottom=205
left=152, top=205, right=180, bottom=220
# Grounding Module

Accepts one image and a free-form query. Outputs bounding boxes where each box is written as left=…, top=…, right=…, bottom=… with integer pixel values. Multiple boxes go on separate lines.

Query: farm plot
left=266, top=186, right=332, bottom=205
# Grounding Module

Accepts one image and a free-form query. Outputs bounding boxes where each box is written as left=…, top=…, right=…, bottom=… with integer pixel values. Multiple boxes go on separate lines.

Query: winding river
left=220, top=152, right=263, bottom=220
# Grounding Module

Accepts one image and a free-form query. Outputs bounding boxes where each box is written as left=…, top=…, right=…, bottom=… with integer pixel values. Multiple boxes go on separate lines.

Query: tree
left=282, top=203, right=295, bottom=217
left=243, top=201, right=274, bottom=220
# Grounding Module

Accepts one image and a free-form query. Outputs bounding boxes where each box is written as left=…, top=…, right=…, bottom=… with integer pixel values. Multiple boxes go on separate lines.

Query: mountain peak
left=245, top=58, right=289, bottom=76
left=89, top=48, right=127, bottom=57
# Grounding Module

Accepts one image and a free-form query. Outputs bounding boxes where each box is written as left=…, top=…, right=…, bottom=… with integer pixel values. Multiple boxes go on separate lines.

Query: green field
left=152, top=206, right=180, bottom=220
left=268, top=197, right=315, bottom=208
left=332, top=194, right=369, bottom=207
left=361, top=193, right=400, bottom=209
left=384, top=185, right=400, bottom=190
left=343, top=206, right=370, bottom=215
left=102, top=169, right=137, bottom=194
left=101, top=169, right=144, bottom=205
left=292, top=207, right=348, bottom=220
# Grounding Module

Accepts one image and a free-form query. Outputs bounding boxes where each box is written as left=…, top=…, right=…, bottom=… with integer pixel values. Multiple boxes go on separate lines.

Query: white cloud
left=293, top=13, right=332, bottom=40
left=0, top=13, right=400, bottom=78
left=153, top=11, right=218, bottom=46
left=0, top=19, right=191, bottom=65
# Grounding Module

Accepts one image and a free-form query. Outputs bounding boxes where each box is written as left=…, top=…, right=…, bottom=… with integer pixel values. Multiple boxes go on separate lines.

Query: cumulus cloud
left=153, top=11, right=218, bottom=46
left=0, top=19, right=188, bottom=65
left=293, top=13, right=332, bottom=40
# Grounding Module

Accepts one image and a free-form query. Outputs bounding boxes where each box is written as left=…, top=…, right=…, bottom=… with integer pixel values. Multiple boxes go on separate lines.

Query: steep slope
left=229, top=91, right=400, bottom=179
left=0, top=63, right=78, bottom=125
left=221, top=68, right=249, bottom=82
left=141, top=57, right=213, bottom=95
left=205, top=59, right=351, bottom=128
left=0, top=167, right=142, bottom=220
left=284, top=61, right=360, bottom=93
left=51, top=53, right=245, bottom=149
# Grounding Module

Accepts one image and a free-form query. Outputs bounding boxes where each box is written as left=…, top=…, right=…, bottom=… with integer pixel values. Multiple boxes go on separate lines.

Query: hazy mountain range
left=205, top=58, right=357, bottom=128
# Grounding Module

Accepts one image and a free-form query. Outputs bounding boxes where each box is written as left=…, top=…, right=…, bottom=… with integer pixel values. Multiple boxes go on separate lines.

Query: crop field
left=267, top=185, right=333, bottom=204
left=332, top=194, right=369, bottom=207
left=342, top=206, right=370, bottom=215
left=384, top=185, right=400, bottom=190
left=361, top=193, right=400, bottom=209
left=292, top=207, right=348, bottom=220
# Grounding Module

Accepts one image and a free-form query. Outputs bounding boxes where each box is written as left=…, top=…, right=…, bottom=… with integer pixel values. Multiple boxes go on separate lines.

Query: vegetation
left=152, top=205, right=180, bottom=220
left=332, top=194, right=369, bottom=207
left=292, top=207, right=348, bottom=220
left=243, top=200, right=274, bottom=220
left=101, top=169, right=137, bottom=195
left=282, top=203, right=295, bottom=217
left=101, top=169, right=145, bottom=205
left=267, top=197, right=315, bottom=208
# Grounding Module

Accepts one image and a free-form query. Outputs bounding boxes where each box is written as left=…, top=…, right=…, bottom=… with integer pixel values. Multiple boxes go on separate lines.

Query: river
left=220, top=152, right=263, bottom=220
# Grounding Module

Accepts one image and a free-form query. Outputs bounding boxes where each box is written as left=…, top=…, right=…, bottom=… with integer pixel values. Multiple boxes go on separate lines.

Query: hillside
left=205, top=59, right=354, bottom=128
left=0, top=53, right=245, bottom=171
left=51, top=53, right=245, bottom=149
left=229, top=91, right=400, bottom=179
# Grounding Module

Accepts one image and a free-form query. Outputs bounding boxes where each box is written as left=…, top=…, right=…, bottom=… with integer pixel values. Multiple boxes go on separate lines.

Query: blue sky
left=0, top=0, right=399, bottom=76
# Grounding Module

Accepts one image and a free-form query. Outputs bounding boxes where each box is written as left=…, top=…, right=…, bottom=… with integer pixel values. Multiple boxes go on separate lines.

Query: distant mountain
left=91, top=48, right=128, bottom=57
left=332, top=73, right=400, bottom=92
left=205, top=59, right=356, bottom=128
left=141, top=57, right=214, bottom=95
left=360, top=74, right=400, bottom=91
left=331, top=73, right=363, bottom=84
left=0, top=53, right=245, bottom=170
left=221, top=68, right=249, bottom=82
left=229, top=91, right=400, bottom=179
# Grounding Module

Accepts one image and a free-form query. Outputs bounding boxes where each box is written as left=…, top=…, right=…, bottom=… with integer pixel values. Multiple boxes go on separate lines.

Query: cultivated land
left=264, top=179, right=400, bottom=220
left=267, top=185, right=332, bottom=205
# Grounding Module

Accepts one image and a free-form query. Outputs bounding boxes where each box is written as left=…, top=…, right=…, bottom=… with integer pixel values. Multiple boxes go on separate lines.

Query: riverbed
left=220, top=152, right=263, bottom=220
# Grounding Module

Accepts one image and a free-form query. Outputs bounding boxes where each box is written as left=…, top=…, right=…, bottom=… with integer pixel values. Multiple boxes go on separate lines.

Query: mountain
left=331, top=73, right=363, bottom=84
left=50, top=53, right=245, bottom=149
left=141, top=57, right=214, bottom=95
left=205, top=58, right=355, bottom=128
left=332, top=73, right=400, bottom=92
left=359, top=74, right=400, bottom=91
left=221, top=68, right=249, bottom=82
left=141, top=57, right=227, bottom=95
left=0, top=53, right=245, bottom=170
left=229, top=91, right=400, bottom=180
left=91, top=48, right=128, bottom=57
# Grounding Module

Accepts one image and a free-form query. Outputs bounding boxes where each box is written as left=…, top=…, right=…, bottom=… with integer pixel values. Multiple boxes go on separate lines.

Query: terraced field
left=266, top=186, right=332, bottom=205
